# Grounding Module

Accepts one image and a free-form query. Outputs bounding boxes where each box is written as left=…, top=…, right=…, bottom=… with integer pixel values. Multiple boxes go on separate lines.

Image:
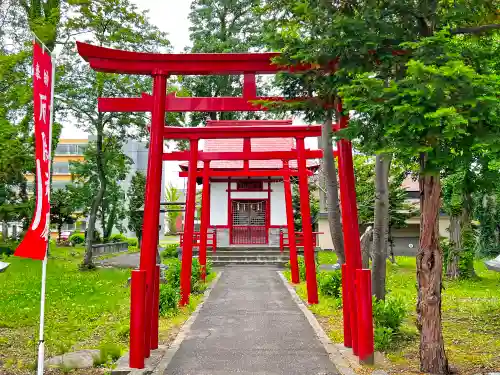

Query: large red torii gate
left=76, top=42, right=373, bottom=368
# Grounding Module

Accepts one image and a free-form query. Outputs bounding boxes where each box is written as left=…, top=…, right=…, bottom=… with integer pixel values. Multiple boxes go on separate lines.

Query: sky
left=61, top=0, right=318, bottom=187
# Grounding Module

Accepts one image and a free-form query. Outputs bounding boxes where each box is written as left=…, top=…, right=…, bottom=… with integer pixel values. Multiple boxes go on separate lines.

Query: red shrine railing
left=179, top=230, right=217, bottom=251
left=279, top=230, right=323, bottom=251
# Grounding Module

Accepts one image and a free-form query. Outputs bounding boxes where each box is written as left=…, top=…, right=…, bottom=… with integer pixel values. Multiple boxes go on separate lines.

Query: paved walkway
left=165, top=266, right=339, bottom=375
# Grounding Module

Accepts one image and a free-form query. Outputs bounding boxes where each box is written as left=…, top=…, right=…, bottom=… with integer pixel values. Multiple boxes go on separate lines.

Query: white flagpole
left=37, top=252, right=48, bottom=375
left=36, top=42, right=56, bottom=375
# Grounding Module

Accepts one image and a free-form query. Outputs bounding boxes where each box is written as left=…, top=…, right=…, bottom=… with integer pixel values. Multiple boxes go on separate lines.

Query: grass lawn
left=159, top=235, right=180, bottom=247
left=0, top=246, right=214, bottom=374
left=286, top=251, right=500, bottom=374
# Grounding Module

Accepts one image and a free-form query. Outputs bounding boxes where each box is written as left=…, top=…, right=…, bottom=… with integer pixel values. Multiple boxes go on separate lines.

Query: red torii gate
left=76, top=42, right=373, bottom=368
left=163, top=120, right=326, bottom=286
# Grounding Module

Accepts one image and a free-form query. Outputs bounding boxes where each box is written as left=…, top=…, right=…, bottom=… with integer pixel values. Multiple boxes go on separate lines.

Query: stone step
left=208, top=250, right=287, bottom=256
left=212, top=259, right=288, bottom=266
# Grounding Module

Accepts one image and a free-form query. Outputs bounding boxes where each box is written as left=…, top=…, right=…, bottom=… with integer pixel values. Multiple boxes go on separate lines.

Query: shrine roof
left=179, top=137, right=319, bottom=170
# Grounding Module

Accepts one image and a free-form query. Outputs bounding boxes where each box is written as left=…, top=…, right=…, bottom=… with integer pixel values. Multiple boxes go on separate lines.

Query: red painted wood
left=129, top=270, right=146, bottom=369
left=139, top=74, right=166, bottom=358
left=279, top=232, right=322, bottom=249
left=337, top=101, right=368, bottom=355
left=98, top=94, right=292, bottom=113
left=207, top=120, right=292, bottom=127
left=199, top=161, right=210, bottom=282
left=77, top=41, right=282, bottom=75
left=179, top=170, right=313, bottom=178
left=180, top=139, right=199, bottom=306
left=283, top=161, right=299, bottom=283
left=356, top=269, right=374, bottom=364
left=150, top=265, right=160, bottom=350
left=163, top=149, right=324, bottom=161
left=296, top=138, right=319, bottom=304
left=341, top=264, right=353, bottom=348
left=243, top=74, right=257, bottom=98
left=162, top=124, right=323, bottom=139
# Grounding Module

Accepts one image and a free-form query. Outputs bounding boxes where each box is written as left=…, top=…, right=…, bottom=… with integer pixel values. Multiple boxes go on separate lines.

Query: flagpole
left=37, top=251, right=48, bottom=375
left=36, top=40, right=56, bottom=375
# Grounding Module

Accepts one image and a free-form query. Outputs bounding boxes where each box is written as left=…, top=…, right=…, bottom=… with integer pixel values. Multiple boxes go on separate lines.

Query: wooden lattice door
left=231, top=200, right=268, bottom=244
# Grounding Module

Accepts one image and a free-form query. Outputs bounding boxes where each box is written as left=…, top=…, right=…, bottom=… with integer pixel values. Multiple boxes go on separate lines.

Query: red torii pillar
left=139, top=73, right=166, bottom=358
left=283, top=160, right=300, bottom=284
left=296, top=137, right=318, bottom=304
left=336, top=102, right=374, bottom=363
left=199, top=160, right=211, bottom=281
left=180, top=139, right=199, bottom=306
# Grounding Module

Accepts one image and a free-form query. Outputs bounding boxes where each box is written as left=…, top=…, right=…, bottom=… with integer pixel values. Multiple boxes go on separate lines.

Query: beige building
left=317, top=176, right=450, bottom=255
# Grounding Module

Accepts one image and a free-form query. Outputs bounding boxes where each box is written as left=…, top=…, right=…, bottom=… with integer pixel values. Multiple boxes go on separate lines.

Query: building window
left=236, top=181, right=263, bottom=191
left=55, top=144, right=87, bottom=155
left=53, top=161, right=70, bottom=174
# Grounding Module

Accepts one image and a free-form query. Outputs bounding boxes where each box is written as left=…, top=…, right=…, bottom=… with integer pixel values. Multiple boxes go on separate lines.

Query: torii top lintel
left=76, top=42, right=283, bottom=76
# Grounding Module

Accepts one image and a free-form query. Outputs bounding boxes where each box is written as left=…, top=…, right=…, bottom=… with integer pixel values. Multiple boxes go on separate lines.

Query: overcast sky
left=61, top=0, right=317, bottom=186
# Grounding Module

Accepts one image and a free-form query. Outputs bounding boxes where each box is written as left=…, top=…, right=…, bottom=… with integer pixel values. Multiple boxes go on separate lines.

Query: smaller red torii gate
left=76, top=41, right=374, bottom=369
left=164, top=121, right=326, bottom=289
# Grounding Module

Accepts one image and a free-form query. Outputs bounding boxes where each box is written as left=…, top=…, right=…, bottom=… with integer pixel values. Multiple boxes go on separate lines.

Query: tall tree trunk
left=372, top=153, right=392, bottom=300
left=417, top=155, right=449, bottom=374
left=105, top=204, right=117, bottom=239
left=58, top=223, right=63, bottom=243
left=2, top=222, right=8, bottom=240
left=446, top=215, right=461, bottom=278
left=82, top=126, right=106, bottom=268
left=360, top=226, right=373, bottom=268
left=322, top=112, right=345, bottom=264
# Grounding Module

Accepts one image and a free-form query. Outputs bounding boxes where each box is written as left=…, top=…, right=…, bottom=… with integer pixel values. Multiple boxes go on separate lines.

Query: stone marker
left=485, top=255, right=500, bottom=272
left=45, top=349, right=101, bottom=369
left=0, top=261, right=10, bottom=273
left=319, top=263, right=341, bottom=271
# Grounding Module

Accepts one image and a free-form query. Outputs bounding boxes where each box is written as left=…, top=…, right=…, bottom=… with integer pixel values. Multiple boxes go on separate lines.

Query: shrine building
left=179, top=132, right=318, bottom=248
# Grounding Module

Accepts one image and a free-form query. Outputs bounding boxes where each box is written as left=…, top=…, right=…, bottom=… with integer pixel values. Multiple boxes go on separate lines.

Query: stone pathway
left=164, top=266, right=339, bottom=375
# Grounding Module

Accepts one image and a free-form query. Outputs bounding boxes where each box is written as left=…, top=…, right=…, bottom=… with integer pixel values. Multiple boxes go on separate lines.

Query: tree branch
left=450, top=24, right=500, bottom=35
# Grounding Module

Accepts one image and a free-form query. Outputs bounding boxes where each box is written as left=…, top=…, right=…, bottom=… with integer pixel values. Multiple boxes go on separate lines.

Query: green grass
left=0, top=246, right=214, bottom=374
left=286, top=252, right=500, bottom=374
left=159, top=235, right=180, bottom=246
left=317, top=250, right=338, bottom=265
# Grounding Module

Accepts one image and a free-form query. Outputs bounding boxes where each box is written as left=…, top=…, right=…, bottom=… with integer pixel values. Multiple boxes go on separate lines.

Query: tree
left=50, top=187, right=78, bottom=242
left=57, top=0, right=170, bottom=268
left=19, top=0, right=61, bottom=51
left=69, top=138, right=131, bottom=262
left=262, top=0, right=499, bottom=371
left=127, top=171, right=146, bottom=245
left=165, top=183, right=182, bottom=234
left=183, top=0, right=265, bottom=125
left=341, top=32, right=500, bottom=374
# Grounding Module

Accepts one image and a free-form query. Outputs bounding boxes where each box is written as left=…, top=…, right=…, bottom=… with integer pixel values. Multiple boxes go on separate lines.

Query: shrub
left=191, top=258, right=201, bottom=285
left=297, top=256, right=306, bottom=280
left=0, top=242, right=15, bottom=257
left=159, top=284, right=179, bottom=316
left=98, top=342, right=122, bottom=363
left=164, top=258, right=205, bottom=293
left=372, top=297, right=406, bottom=332
left=69, top=232, right=85, bottom=246
left=84, top=229, right=101, bottom=244
left=374, top=326, right=394, bottom=351
left=161, top=243, right=179, bottom=258
left=317, top=271, right=342, bottom=298
left=127, top=237, right=138, bottom=247
left=165, top=259, right=182, bottom=288
left=205, top=259, right=213, bottom=277
left=109, top=233, right=127, bottom=243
